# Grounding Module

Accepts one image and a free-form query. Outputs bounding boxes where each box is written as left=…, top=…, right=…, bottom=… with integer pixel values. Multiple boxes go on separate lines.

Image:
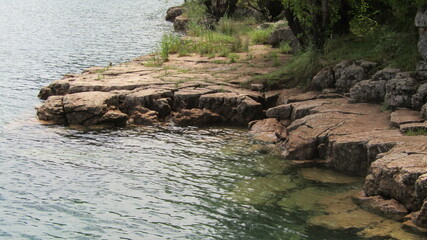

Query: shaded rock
left=385, top=77, right=419, bottom=108
left=353, top=192, right=408, bottom=220
left=334, top=60, right=377, bottom=92
left=62, top=92, right=119, bottom=125
left=416, top=174, right=427, bottom=205
left=174, top=88, right=214, bottom=110
left=124, top=88, right=173, bottom=113
left=268, top=27, right=301, bottom=53
left=171, top=108, right=224, bottom=126
left=412, top=200, right=427, bottom=229
left=199, top=93, right=263, bottom=124
left=132, top=108, right=159, bottom=126
left=311, top=67, right=335, bottom=91
left=154, top=98, right=171, bottom=118
left=249, top=118, right=287, bottom=143
left=349, top=79, right=386, bottom=103
left=423, top=103, right=427, bottom=120
left=390, top=108, right=424, bottom=128
left=299, top=168, right=362, bottom=184
left=416, top=61, right=427, bottom=79
left=36, top=96, right=66, bottom=124
left=38, top=80, right=70, bottom=100
left=173, top=15, right=189, bottom=31
left=265, top=104, right=292, bottom=120
left=400, top=122, right=427, bottom=133
left=419, top=27, right=427, bottom=61
left=412, top=83, right=427, bottom=110
left=416, top=9, right=427, bottom=27
left=166, top=6, right=185, bottom=22
left=372, top=67, right=401, bottom=81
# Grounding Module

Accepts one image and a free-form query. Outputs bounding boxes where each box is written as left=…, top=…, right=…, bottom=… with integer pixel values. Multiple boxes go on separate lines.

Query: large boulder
left=412, top=83, right=427, bottom=110
left=334, top=60, right=377, bottom=92
left=268, top=27, right=301, bottom=53
left=349, top=80, right=386, bottom=103
left=371, top=68, right=401, bottom=81
left=311, top=67, right=335, bottom=91
left=416, top=61, right=427, bottom=79
left=384, top=75, right=419, bottom=108
left=265, top=104, right=292, bottom=120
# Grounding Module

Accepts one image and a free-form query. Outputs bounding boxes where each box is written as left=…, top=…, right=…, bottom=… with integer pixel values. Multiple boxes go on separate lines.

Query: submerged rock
left=229, top=175, right=297, bottom=205
left=299, top=168, right=362, bottom=184
left=277, top=187, right=330, bottom=211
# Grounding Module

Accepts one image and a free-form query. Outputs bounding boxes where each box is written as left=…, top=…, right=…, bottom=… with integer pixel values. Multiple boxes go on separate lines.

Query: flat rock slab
left=390, top=108, right=424, bottom=128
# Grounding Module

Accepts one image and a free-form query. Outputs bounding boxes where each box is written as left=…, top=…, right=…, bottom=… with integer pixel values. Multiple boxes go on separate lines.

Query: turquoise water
left=0, top=1, right=414, bottom=239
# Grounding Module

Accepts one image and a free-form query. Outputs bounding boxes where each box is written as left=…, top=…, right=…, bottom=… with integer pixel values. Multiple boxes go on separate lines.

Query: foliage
left=404, top=129, right=427, bottom=136
left=250, top=47, right=320, bottom=89
left=248, top=26, right=274, bottom=44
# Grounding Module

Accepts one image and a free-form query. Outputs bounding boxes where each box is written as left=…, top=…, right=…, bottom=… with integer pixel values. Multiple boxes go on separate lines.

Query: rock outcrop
left=37, top=46, right=282, bottom=127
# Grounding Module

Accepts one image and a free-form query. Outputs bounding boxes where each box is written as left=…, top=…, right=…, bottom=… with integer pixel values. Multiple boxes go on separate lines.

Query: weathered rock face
left=36, top=96, right=66, bottom=123
left=171, top=108, right=224, bottom=126
left=334, top=60, right=377, bottom=92
left=412, top=83, right=427, bottom=110
left=412, top=200, right=427, bottom=229
left=372, top=68, right=401, bottom=81
left=268, top=27, right=301, bottom=53
left=311, top=60, right=376, bottom=93
left=249, top=118, right=287, bottom=143
left=385, top=76, right=419, bottom=108
left=349, top=80, right=386, bottom=103
left=265, top=104, right=292, bottom=120
left=311, top=67, right=335, bottom=91
left=199, top=93, right=264, bottom=123
left=166, top=6, right=185, bottom=22
left=364, top=144, right=427, bottom=211
left=60, top=92, right=124, bottom=126
left=416, top=60, right=427, bottom=79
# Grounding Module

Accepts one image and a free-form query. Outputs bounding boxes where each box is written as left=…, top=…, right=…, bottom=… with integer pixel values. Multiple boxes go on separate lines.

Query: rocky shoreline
left=35, top=7, right=427, bottom=238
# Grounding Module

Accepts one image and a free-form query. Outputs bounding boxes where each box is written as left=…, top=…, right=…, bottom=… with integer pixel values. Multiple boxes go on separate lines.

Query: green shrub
left=249, top=26, right=274, bottom=44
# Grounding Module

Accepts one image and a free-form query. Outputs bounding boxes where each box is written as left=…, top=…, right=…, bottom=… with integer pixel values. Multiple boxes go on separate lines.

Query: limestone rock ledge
left=254, top=89, right=427, bottom=232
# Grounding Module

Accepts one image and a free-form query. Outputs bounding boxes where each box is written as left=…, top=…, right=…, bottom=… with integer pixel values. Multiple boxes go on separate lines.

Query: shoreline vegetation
left=36, top=0, right=427, bottom=238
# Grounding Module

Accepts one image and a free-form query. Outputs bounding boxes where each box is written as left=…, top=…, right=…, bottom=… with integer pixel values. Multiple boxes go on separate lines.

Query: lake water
left=0, top=1, right=407, bottom=239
